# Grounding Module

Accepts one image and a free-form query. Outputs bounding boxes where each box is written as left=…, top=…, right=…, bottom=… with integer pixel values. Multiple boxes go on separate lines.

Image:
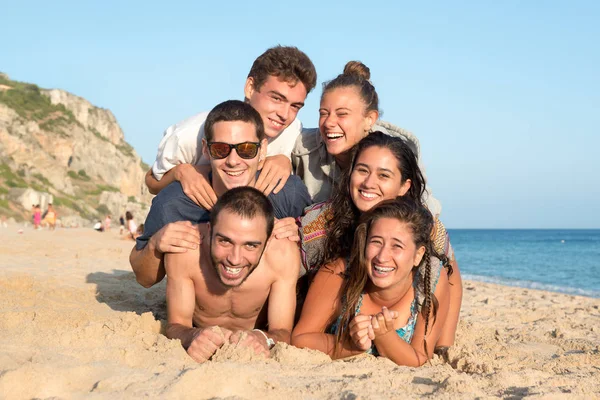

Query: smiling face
left=365, top=217, right=425, bottom=290
left=350, top=146, right=411, bottom=213
left=203, top=120, right=267, bottom=197
left=209, top=209, right=269, bottom=287
left=245, top=75, right=307, bottom=139
left=319, top=86, right=378, bottom=166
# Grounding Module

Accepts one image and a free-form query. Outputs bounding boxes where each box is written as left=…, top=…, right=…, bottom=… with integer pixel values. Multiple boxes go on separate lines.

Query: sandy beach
left=0, top=227, right=599, bottom=399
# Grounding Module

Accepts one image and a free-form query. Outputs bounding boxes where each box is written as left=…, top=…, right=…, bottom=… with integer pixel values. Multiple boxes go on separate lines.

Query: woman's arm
left=373, top=270, right=450, bottom=366
left=291, top=259, right=365, bottom=359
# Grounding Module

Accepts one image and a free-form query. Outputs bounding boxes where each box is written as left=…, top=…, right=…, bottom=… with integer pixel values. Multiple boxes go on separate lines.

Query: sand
left=0, top=227, right=599, bottom=399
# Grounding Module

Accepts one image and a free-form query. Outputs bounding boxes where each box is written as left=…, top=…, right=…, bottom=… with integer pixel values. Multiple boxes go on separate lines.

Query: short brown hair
left=248, top=45, right=317, bottom=94
left=204, top=100, right=265, bottom=142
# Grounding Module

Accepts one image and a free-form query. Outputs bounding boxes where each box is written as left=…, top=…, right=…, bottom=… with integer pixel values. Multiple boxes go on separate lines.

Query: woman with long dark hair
left=293, top=197, right=450, bottom=365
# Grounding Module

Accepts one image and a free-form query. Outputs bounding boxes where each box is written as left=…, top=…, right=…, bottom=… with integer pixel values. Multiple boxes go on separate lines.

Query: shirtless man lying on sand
left=165, top=186, right=300, bottom=362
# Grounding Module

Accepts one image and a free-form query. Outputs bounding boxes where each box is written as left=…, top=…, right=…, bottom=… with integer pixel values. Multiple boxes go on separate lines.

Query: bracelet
left=252, top=329, right=275, bottom=349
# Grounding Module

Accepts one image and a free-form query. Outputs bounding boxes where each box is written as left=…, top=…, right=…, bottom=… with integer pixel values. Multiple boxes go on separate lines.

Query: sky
left=1, top=1, right=598, bottom=229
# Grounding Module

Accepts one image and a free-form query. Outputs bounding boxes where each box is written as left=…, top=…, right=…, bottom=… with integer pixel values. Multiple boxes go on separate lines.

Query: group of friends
left=128, top=46, right=463, bottom=367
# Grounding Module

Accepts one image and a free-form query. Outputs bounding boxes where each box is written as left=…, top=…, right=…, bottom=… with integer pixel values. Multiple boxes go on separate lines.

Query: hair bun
left=342, top=61, right=371, bottom=81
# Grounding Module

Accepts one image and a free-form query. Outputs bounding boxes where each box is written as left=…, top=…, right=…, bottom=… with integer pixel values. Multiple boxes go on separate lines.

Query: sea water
left=448, top=229, right=600, bottom=298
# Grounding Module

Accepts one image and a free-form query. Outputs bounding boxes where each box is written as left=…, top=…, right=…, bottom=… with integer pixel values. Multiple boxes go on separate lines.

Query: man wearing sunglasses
left=130, top=100, right=311, bottom=288
left=144, top=45, right=316, bottom=209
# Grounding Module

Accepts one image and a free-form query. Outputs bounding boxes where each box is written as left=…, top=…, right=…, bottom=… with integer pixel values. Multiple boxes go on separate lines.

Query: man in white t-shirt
left=146, top=45, right=317, bottom=210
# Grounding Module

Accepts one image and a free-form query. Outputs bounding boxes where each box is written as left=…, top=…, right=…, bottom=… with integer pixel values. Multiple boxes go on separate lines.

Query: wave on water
left=463, top=273, right=600, bottom=299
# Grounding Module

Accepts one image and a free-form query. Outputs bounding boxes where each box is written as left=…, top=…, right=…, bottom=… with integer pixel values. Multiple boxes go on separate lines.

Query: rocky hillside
left=0, top=72, right=151, bottom=226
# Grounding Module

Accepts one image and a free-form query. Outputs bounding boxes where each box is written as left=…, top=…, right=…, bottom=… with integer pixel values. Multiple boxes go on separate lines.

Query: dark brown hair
left=335, top=197, right=450, bottom=359
left=210, top=186, right=275, bottom=239
left=248, top=45, right=317, bottom=94
left=204, top=100, right=265, bottom=142
left=321, top=61, right=379, bottom=114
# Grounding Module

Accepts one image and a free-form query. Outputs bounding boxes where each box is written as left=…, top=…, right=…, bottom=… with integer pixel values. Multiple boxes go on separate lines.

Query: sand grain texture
left=1, top=227, right=599, bottom=399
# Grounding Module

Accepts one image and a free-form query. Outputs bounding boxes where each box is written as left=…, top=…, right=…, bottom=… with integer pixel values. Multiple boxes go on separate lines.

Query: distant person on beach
left=93, top=220, right=104, bottom=232
left=119, top=215, right=125, bottom=234
left=145, top=45, right=316, bottom=208
left=293, top=197, right=451, bottom=366
left=130, top=100, right=311, bottom=288
left=125, top=211, right=137, bottom=238
left=43, top=204, right=57, bottom=230
left=104, top=215, right=111, bottom=231
left=33, top=205, right=42, bottom=230
left=1, top=215, right=7, bottom=228
left=165, top=187, right=299, bottom=362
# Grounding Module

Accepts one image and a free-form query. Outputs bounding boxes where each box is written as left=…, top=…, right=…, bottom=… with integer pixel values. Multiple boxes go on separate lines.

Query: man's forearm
left=145, top=168, right=177, bottom=195
left=166, top=323, right=202, bottom=349
left=265, top=328, right=292, bottom=345
left=129, top=242, right=166, bottom=288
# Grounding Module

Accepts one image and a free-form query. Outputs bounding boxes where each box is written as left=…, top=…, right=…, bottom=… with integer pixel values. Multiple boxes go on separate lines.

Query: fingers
left=181, top=174, right=217, bottom=210
left=154, top=222, right=201, bottom=253
left=367, top=324, right=375, bottom=340
left=256, top=168, right=280, bottom=196
left=271, top=171, right=289, bottom=194
left=272, top=218, right=300, bottom=240
left=230, top=331, right=270, bottom=356
left=188, top=329, right=225, bottom=362
left=371, top=315, right=380, bottom=331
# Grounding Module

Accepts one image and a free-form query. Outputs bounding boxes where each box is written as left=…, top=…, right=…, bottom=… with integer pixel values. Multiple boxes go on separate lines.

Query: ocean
left=448, top=229, right=600, bottom=298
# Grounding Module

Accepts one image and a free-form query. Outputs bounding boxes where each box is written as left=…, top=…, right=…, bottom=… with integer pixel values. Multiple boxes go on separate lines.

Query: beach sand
left=1, top=227, right=599, bottom=399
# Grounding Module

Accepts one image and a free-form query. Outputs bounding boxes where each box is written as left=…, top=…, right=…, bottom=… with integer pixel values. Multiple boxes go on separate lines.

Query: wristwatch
left=253, top=329, right=275, bottom=349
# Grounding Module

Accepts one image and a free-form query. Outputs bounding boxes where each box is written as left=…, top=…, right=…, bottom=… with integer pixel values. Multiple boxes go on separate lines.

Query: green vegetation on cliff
left=0, top=75, right=79, bottom=133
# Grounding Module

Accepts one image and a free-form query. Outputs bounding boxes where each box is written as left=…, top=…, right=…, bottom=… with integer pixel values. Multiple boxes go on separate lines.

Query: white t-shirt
left=152, top=111, right=302, bottom=180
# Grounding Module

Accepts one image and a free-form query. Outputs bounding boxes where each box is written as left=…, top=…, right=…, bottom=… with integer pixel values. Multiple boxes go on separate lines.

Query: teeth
left=225, top=266, right=242, bottom=274
left=225, top=171, right=244, bottom=176
left=360, top=190, right=377, bottom=199
left=374, top=265, right=394, bottom=272
left=271, top=120, right=283, bottom=127
left=326, top=133, right=343, bottom=139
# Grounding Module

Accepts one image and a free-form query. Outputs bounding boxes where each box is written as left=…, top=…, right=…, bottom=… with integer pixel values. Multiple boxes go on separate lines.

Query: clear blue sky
left=2, top=1, right=598, bottom=228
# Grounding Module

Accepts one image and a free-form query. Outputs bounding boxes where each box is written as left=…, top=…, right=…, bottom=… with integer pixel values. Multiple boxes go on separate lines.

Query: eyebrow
left=370, top=235, right=406, bottom=246
left=268, top=90, right=305, bottom=108
left=215, top=233, right=262, bottom=246
left=354, top=163, right=396, bottom=175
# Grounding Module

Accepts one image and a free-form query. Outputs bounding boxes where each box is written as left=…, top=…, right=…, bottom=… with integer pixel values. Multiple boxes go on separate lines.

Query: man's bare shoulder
left=164, top=248, right=199, bottom=277
left=263, top=237, right=300, bottom=279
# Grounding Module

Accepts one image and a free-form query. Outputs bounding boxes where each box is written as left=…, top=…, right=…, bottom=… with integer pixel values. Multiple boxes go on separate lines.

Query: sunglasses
left=207, top=142, right=261, bottom=160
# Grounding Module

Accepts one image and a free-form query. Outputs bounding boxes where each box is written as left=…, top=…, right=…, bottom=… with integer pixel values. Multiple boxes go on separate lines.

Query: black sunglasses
left=207, top=142, right=261, bottom=160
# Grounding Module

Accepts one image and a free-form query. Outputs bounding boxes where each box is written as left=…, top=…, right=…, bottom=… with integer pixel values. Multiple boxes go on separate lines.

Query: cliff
left=0, top=72, right=151, bottom=225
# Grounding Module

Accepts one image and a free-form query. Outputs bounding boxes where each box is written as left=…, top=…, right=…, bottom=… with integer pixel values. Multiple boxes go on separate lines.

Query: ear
left=398, top=178, right=411, bottom=196
left=202, top=138, right=209, bottom=157
left=364, top=110, right=379, bottom=132
left=244, top=77, right=256, bottom=100
left=257, top=138, right=268, bottom=169
left=413, top=245, right=426, bottom=267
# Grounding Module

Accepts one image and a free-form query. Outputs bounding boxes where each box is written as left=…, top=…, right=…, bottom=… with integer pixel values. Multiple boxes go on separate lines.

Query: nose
left=276, top=103, right=290, bottom=122
left=323, top=113, right=337, bottom=128
left=227, top=246, right=242, bottom=266
left=225, top=147, right=241, bottom=166
left=376, top=244, right=392, bottom=263
left=362, top=172, right=377, bottom=188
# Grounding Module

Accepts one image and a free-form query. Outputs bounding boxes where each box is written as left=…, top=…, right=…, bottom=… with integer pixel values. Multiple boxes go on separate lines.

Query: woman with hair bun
left=292, top=61, right=440, bottom=215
